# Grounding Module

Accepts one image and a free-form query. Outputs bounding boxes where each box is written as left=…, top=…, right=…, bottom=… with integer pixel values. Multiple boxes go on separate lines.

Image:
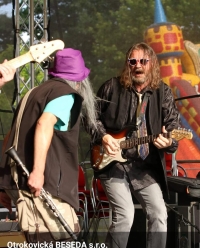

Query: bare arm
left=0, top=60, right=16, bottom=88
left=27, top=112, right=57, bottom=197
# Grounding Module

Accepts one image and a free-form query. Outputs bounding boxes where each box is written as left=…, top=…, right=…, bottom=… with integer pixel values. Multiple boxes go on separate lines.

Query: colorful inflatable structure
left=144, top=0, right=200, bottom=177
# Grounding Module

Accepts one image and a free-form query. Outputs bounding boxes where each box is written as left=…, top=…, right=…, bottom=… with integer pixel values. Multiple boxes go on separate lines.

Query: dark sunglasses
left=128, top=58, right=150, bottom=66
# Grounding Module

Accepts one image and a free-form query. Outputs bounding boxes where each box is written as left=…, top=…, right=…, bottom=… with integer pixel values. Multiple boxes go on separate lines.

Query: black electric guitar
left=4, top=39, right=64, bottom=68
left=91, top=127, right=193, bottom=171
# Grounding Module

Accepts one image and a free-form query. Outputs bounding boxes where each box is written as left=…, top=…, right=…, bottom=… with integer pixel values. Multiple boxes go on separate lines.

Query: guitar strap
left=136, top=93, right=150, bottom=160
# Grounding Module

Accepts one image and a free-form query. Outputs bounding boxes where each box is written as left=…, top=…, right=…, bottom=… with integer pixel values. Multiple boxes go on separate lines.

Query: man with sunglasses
left=92, top=42, right=180, bottom=248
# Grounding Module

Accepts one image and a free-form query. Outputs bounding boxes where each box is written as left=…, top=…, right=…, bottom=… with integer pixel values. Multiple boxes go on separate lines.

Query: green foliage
left=0, top=44, right=15, bottom=103
left=18, top=0, right=46, bottom=40
left=0, top=104, right=13, bottom=139
left=0, top=44, right=15, bottom=138
left=0, top=14, right=13, bottom=51
left=49, top=0, right=200, bottom=94
left=163, top=0, right=200, bottom=42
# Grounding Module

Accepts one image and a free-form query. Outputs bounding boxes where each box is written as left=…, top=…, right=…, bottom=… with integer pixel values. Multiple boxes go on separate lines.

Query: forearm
left=33, top=120, right=54, bottom=174
left=28, top=112, right=57, bottom=196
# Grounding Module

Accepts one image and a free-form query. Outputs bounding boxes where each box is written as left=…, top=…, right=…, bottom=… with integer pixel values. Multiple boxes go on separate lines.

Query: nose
left=135, top=60, right=141, bottom=67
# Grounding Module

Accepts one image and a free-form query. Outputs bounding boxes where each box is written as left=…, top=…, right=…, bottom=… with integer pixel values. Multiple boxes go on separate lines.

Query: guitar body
left=91, top=128, right=129, bottom=171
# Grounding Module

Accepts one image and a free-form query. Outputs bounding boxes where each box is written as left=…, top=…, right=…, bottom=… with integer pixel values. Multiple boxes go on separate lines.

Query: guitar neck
left=6, top=52, right=34, bottom=69
left=120, top=132, right=171, bottom=149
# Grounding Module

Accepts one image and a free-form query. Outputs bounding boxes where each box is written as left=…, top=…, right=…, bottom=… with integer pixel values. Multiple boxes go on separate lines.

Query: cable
left=165, top=203, right=200, bottom=233
left=175, top=94, right=200, bottom=101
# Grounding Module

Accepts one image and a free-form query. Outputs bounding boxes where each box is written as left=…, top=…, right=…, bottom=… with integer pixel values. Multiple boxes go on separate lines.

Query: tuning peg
left=48, top=56, right=54, bottom=62
left=32, top=39, right=48, bottom=45
left=42, top=56, right=54, bottom=69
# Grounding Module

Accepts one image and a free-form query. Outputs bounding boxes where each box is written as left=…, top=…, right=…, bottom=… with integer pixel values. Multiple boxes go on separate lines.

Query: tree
left=49, top=0, right=200, bottom=92
left=0, top=14, right=14, bottom=51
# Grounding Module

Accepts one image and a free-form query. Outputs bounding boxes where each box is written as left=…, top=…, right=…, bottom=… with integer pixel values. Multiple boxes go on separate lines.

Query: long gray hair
left=65, top=78, right=98, bottom=130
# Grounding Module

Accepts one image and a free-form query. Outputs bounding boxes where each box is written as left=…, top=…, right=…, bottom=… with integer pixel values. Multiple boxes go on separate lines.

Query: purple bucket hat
left=48, top=48, right=90, bottom=81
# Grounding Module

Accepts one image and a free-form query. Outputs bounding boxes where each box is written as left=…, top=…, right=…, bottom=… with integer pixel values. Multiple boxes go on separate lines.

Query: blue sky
left=0, top=3, right=12, bottom=17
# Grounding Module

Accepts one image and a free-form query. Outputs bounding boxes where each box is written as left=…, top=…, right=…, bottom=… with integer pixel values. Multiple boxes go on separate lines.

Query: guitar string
left=120, top=133, right=171, bottom=149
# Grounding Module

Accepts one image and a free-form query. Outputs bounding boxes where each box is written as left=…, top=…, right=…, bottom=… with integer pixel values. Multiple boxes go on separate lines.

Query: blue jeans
left=101, top=176, right=167, bottom=248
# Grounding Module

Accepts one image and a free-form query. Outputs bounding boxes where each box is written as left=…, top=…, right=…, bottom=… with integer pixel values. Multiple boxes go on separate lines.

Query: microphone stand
left=5, top=146, right=78, bottom=241
left=165, top=202, right=199, bottom=248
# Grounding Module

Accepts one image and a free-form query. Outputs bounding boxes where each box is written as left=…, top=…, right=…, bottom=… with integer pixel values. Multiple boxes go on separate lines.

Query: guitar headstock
left=29, top=40, right=65, bottom=63
left=171, top=128, right=193, bottom=141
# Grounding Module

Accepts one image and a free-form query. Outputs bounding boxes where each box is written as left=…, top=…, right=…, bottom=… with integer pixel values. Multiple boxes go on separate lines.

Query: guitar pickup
left=92, top=158, right=100, bottom=167
left=100, top=146, right=104, bottom=155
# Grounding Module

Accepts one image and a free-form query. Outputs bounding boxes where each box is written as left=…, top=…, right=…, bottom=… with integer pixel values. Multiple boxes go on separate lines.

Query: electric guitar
left=4, top=39, right=65, bottom=68
left=91, top=128, right=193, bottom=171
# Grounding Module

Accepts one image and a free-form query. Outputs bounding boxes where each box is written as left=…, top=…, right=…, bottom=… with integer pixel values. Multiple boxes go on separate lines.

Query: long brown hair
left=120, top=42, right=161, bottom=89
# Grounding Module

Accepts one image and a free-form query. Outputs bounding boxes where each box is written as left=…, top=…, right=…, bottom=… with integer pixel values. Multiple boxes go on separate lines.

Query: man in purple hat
left=0, top=48, right=97, bottom=242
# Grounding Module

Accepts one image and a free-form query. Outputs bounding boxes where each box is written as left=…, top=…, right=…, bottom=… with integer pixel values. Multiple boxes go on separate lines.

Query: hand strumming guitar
left=102, top=134, right=120, bottom=157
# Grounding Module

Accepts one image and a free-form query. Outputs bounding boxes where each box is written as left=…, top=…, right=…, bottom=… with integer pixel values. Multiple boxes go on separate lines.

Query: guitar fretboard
left=120, top=133, right=171, bottom=149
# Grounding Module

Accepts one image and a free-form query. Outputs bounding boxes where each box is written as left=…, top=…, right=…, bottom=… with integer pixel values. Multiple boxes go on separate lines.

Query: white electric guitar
left=91, top=127, right=193, bottom=171
left=4, top=39, right=64, bottom=68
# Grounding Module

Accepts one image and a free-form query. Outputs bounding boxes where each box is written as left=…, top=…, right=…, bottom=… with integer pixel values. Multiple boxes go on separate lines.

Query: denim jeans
left=101, top=176, right=167, bottom=248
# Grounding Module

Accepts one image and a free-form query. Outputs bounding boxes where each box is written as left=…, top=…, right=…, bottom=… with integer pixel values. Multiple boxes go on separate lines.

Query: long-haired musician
left=92, top=42, right=180, bottom=248
left=0, top=48, right=97, bottom=242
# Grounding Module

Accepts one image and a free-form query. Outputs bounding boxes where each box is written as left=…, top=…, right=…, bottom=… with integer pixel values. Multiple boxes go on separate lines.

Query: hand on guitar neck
left=153, top=126, right=172, bottom=149
left=0, top=39, right=65, bottom=88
